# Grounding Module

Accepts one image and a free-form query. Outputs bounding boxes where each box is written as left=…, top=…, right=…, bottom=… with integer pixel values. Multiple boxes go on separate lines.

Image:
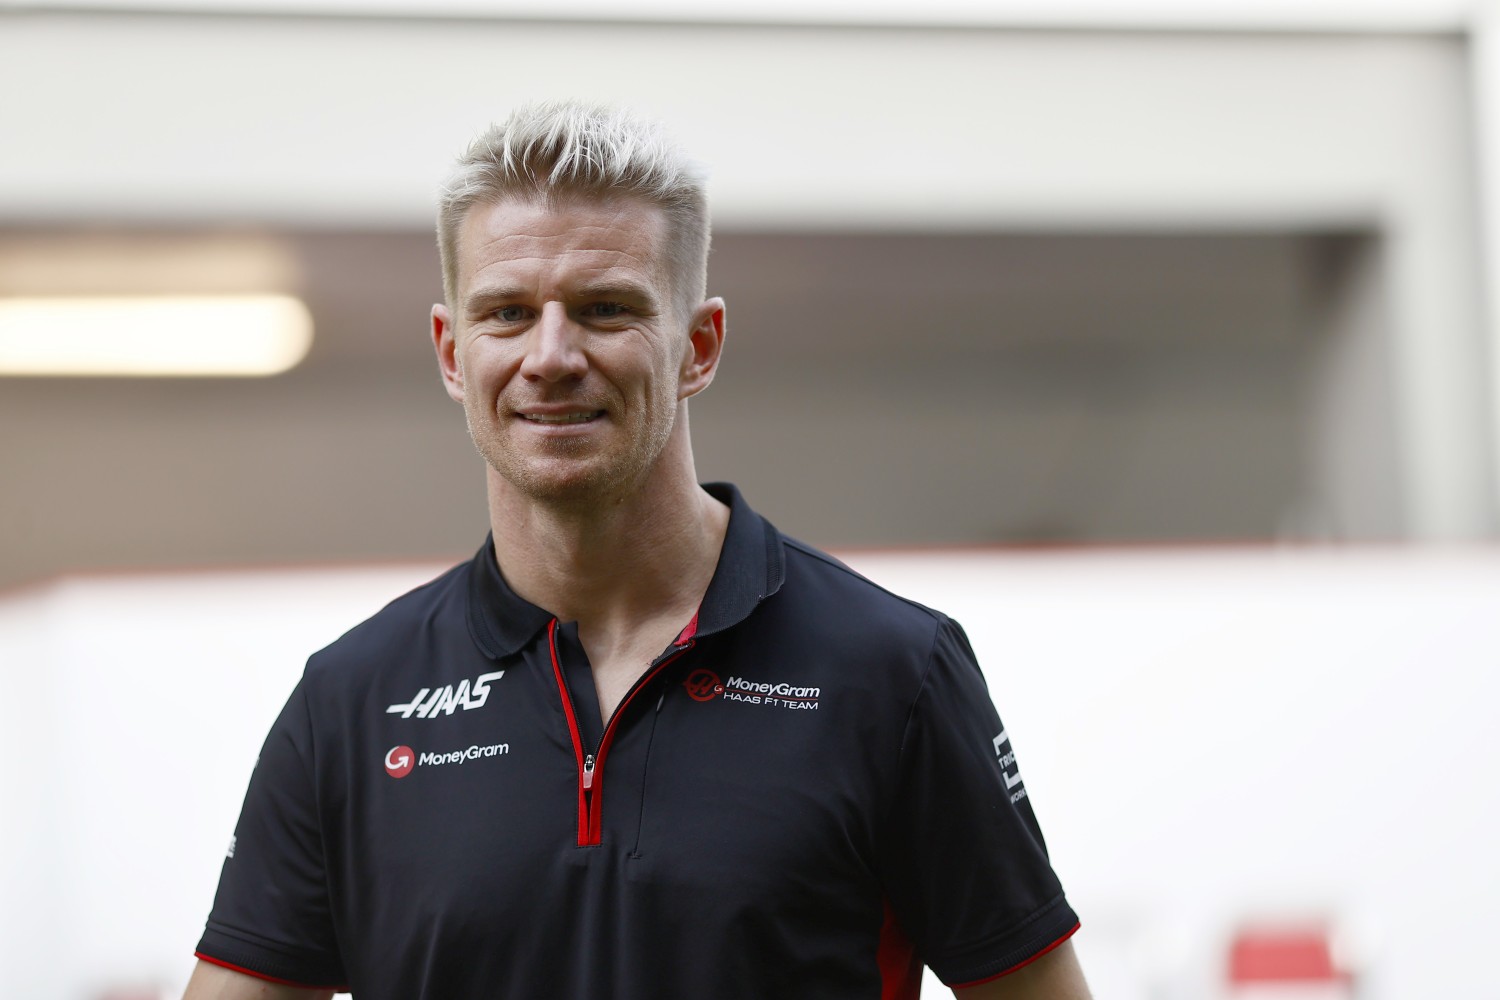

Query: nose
left=518, top=303, right=588, bottom=383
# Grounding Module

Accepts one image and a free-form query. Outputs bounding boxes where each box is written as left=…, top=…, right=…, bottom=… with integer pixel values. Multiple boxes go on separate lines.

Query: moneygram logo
left=683, top=669, right=722, bottom=701
left=385, top=745, right=415, bottom=779
left=382, top=742, right=510, bottom=779
left=682, top=671, right=821, bottom=711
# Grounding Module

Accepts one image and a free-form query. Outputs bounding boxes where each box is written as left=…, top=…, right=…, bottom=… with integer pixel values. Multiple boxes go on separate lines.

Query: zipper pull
left=582, top=754, right=595, bottom=790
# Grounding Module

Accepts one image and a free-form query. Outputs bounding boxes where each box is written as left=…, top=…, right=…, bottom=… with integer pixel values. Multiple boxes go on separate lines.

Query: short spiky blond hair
left=437, top=101, right=710, bottom=320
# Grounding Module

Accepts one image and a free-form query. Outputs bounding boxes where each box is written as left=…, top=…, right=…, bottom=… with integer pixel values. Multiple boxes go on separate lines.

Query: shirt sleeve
left=195, top=677, right=348, bottom=989
left=879, top=617, right=1080, bottom=987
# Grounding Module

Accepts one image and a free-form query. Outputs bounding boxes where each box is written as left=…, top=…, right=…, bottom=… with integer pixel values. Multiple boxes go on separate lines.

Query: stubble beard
left=465, top=394, right=680, bottom=513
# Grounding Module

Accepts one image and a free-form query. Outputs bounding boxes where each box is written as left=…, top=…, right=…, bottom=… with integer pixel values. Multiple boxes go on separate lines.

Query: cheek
left=644, top=360, right=683, bottom=410
left=460, top=345, right=516, bottom=401
left=603, top=339, right=674, bottom=396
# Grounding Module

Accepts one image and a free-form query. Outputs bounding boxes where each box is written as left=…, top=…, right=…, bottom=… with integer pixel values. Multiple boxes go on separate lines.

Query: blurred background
left=2, top=0, right=1498, bottom=996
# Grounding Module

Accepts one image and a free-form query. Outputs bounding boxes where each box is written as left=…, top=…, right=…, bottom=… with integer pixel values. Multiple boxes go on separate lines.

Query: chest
left=332, top=634, right=895, bottom=989
left=588, top=646, right=659, bottom=723
left=583, top=613, right=701, bottom=721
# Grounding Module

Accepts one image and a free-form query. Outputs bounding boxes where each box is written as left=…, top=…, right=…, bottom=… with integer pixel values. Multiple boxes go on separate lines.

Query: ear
left=678, top=297, right=726, bottom=401
left=432, top=303, right=465, bottom=403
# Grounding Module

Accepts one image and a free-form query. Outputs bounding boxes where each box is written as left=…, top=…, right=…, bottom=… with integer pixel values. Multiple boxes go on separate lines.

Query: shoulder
left=780, top=535, right=946, bottom=628
left=300, top=556, right=476, bottom=690
left=771, top=533, right=955, bottom=668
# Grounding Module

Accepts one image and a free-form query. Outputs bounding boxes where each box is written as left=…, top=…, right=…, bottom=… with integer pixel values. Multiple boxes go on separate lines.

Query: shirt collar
left=466, top=481, right=786, bottom=661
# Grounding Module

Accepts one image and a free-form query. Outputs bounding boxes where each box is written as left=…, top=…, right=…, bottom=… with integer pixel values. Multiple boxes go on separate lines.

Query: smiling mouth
left=520, top=411, right=605, bottom=425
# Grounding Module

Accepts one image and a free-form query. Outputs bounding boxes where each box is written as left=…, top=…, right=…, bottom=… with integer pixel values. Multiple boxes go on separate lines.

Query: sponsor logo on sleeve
left=386, top=670, right=506, bottom=719
left=993, top=729, right=1027, bottom=804
left=681, top=670, right=820, bottom=711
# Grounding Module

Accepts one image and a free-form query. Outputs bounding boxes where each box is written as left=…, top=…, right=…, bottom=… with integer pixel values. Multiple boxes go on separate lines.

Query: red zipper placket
left=547, top=616, right=697, bottom=847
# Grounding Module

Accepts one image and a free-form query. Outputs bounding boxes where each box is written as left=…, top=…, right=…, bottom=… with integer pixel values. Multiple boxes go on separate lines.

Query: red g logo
left=384, top=745, right=415, bottom=779
left=683, top=669, right=723, bottom=702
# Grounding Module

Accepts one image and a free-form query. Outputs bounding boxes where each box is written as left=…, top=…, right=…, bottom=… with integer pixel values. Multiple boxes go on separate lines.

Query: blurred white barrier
left=2, top=546, right=1496, bottom=998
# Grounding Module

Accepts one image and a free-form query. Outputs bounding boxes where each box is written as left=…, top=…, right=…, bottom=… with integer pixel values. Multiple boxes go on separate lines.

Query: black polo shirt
left=196, top=483, right=1078, bottom=998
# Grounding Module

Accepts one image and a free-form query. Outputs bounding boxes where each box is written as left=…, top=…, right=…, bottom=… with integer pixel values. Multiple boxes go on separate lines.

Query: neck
left=486, top=435, right=729, bottom=634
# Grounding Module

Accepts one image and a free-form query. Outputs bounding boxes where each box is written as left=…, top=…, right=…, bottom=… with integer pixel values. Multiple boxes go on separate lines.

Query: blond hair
left=437, top=101, right=710, bottom=319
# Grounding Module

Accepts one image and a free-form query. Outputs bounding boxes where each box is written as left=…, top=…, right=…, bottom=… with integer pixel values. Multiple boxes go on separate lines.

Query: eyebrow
left=462, top=285, right=526, bottom=313
left=574, top=281, right=660, bottom=306
left=465, top=281, right=660, bottom=313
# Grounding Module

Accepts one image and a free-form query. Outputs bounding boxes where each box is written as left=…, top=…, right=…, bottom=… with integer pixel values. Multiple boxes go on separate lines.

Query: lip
left=513, top=408, right=607, bottom=432
left=515, top=408, right=605, bottom=420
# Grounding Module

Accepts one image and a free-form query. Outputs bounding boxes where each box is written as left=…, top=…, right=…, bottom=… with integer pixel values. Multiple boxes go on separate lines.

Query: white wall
left=0, top=19, right=1464, bottom=231
left=2, top=548, right=1497, bottom=998
left=0, top=567, right=440, bottom=999
left=3, top=0, right=1479, bottom=32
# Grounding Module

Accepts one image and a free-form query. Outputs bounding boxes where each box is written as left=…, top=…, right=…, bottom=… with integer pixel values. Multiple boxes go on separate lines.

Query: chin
left=472, top=422, right=674, bottom=510
left=490, top=455, right=640, bottom=509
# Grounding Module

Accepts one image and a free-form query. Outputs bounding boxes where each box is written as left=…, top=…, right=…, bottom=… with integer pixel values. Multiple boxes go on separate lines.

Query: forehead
left=454, top=196, right=670, bottom=301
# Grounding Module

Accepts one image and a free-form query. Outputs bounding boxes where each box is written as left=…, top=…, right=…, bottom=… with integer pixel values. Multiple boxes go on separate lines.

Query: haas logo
left=683, top=669, right=723, bottom=702
left=387, top=670, right=506, bottom=720
left=384, top=745, right=415, bottom=779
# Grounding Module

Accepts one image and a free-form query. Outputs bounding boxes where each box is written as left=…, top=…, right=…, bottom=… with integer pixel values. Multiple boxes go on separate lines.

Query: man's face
left=433, top=196, right=714, bottom=508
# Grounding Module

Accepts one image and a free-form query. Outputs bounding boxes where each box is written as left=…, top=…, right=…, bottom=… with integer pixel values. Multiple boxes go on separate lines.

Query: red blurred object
left=1229, top=925, right=1352, bottom=984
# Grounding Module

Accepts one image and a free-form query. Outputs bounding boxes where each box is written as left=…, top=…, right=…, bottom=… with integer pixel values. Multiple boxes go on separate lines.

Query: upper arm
left=182, top=959, right=336, bottom=1000
left=880, top=618, right=1080, bottom=984
left=195, top=680, right=346, bottom=986
left=951, top=940, right=1092, bottom=1000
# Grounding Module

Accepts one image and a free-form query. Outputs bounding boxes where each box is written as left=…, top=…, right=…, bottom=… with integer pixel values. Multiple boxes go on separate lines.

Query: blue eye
left=495, top=305, right=527, bottom=322
left=590, top=302, right=629, bottom=318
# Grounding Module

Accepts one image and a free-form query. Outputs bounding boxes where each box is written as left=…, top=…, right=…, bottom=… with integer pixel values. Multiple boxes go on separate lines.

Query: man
left=186, top=101, right=1089, bottom=1000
